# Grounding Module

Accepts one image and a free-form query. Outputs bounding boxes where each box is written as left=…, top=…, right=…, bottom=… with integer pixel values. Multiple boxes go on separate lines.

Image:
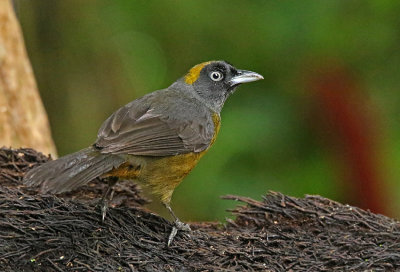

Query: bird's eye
left=210, top=71, right=223, bottom=82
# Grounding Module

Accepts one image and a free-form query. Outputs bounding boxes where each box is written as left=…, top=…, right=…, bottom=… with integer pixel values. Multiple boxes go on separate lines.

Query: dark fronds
left=0, top=147, right=399, bottom=271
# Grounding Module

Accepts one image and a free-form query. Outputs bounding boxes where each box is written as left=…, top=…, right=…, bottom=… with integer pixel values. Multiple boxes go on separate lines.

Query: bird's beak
left=229, top=70, right=264, bottom=86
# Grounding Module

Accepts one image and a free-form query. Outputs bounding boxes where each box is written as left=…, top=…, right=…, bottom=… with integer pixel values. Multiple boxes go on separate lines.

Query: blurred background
left=14, top=1, right=400, bottom=221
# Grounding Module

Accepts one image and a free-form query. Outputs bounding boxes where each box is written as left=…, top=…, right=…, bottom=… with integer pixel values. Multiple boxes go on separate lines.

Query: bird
left=24, top=60, right=263, bottom=245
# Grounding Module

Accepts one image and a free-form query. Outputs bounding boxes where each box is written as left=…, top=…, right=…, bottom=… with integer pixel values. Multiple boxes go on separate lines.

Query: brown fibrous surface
left=0, top=147, right=399, bottom=271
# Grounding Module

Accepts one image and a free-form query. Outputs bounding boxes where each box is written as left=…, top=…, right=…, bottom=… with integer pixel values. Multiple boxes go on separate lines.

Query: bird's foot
left=167, top=219, right=191, bottom=247
left=174, top=220, right=191, bottom=231
left=98, top=177, right=117, bottom=222
left=97, top=190, right=113, bottom=222
left=101, top=198, right=109, bottom=222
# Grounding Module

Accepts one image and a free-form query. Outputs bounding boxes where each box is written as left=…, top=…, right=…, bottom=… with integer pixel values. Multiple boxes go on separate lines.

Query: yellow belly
left=138, top=151, right=206, bottom=203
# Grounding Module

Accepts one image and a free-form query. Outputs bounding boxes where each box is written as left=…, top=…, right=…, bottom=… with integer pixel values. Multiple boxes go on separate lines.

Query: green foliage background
left=16, top=1, right=400, bottom=221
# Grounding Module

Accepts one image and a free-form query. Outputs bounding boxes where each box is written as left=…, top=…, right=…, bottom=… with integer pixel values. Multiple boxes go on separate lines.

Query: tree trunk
left=0, top=0, right=56, bottom=157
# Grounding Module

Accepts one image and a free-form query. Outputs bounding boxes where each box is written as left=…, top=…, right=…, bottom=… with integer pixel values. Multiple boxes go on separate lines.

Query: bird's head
left=180, top=60, right=263, bottom=112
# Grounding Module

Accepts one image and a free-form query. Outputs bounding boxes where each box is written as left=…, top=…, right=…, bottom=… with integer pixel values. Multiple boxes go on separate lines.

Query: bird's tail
left=24, top=146, right=125, bottom=193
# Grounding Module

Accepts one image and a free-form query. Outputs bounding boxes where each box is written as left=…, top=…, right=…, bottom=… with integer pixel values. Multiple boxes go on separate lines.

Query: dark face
left=197, top=61, right=239, bottom=96
left=187, top=60, right=263, bottom=112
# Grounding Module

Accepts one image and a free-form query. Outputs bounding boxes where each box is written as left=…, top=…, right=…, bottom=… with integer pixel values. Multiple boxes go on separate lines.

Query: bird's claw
left=174, top=220, right=191, bottom=231
left=167, top=220, right=191, bottom=247
left=101, top=200, right=108, bottom=222
left=167, top=227, right=178, bottom=247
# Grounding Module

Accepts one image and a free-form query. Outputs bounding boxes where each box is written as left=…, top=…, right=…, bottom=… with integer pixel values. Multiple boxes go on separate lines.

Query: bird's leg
left=163, top=203, right=191, bottom=246
left=99, top=176, right=118, bottom=221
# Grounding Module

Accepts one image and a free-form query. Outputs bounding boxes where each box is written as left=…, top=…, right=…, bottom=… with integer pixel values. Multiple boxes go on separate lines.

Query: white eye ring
left=210, top=71, right=223, bottom=82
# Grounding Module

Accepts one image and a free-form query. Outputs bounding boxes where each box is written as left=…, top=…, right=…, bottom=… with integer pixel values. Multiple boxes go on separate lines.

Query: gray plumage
left=96, top=86, right=216, bottom=156
left=24, top=83, right=217, bottom=193
left=23, top=60, right=263, bottom=195
left=24, top=147, right=125, bottom=193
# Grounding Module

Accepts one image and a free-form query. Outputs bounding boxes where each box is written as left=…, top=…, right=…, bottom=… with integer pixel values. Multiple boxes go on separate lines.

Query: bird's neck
left=170, top=80, right=224, bottom=113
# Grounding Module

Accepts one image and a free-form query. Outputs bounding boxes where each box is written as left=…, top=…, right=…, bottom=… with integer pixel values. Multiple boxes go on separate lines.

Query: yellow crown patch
left=184, top=61, right=211, bottom=84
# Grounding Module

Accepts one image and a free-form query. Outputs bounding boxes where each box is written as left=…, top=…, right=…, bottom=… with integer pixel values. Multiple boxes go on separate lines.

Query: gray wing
left=95, top=90, right=215, bottom=156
